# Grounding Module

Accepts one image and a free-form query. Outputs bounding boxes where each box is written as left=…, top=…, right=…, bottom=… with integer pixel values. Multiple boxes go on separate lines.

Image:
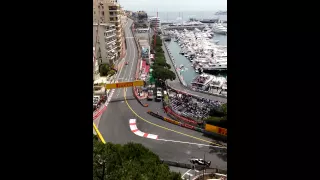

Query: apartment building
left=93, top=47, right=100, bottom=81
left=93, top=0, right=123, bottom=58
left=149, top=17, right=161, bottom=30
left=93, top=23, right=117, bottom=64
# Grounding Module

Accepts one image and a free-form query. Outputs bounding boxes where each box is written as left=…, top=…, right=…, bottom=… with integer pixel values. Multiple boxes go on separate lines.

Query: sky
left=118, top=0, right=227, bottom=12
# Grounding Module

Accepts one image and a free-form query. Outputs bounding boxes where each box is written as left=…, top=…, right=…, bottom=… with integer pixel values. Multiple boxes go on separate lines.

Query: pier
left=162, top=25, right=206, bottom=30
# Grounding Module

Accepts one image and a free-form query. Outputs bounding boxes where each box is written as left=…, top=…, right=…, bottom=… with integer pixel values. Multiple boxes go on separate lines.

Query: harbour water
left=151, top=11, right=227, bottom=85
left=166, top=35, right=227, bottom=85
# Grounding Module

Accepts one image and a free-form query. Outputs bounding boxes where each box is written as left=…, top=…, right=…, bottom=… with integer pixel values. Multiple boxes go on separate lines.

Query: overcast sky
left=118, top=0, right=227, bottom=12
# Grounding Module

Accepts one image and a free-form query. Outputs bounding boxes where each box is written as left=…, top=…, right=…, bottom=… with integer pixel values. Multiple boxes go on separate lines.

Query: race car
left=125, top=62, right=128, bottom=65
left=190, top=158, right=211, bottom=167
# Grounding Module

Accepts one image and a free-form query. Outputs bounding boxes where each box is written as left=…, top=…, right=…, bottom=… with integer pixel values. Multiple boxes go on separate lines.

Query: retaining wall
left=163, top=42, right=187, bottom=87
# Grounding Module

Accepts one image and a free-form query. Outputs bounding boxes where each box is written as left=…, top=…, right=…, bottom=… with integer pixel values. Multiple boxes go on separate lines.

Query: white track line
left=157, top=139, right=227, bottom=149
left=127, top=27, right=136, bottom=80
left=128, top=120, right=227, bottom=149
left=181, top=169, right=192, bottom=178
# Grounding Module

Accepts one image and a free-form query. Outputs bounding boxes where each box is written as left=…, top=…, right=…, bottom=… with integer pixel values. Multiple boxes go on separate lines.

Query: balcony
left=104, top=32, right=116, bottom=38
left=106, top=46, right=117, bottom=53
left=109, top=17, right=120, bottom=23
left=108, top=6, right=120, bottom=11
left=109, top=12, right=120, bottom=17
left=105, top=37, right=117, bottom=45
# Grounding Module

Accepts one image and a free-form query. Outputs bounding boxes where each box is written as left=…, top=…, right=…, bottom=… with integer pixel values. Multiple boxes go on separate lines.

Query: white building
left=149, top=17, right=161, bottom=30
left=93, top=23, right=117, bottom=64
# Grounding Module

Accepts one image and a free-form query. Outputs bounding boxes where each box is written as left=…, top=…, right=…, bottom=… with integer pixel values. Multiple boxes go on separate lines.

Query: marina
left=163, top=20, right=227, bottom=97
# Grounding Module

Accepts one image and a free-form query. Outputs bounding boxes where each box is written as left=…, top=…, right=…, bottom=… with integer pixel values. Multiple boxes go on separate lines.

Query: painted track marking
left=129, top=119, right=158, bottom=140
left=128, top=120, right=226, bottom=148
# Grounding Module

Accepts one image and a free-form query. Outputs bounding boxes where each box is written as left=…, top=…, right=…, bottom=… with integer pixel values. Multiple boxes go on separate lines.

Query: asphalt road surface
left=98, top=19, right=227, bottom=170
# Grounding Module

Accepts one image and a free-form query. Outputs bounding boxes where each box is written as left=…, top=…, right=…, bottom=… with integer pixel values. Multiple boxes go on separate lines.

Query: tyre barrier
left=194, top=126, right=205, bottom=133
left=180, top=123, right=195, bottom=130
left=202, top=130, right=227, bottom=141
left=147, top=111, right=164, bottom=120
left=163, top=117, right=181, bottom=126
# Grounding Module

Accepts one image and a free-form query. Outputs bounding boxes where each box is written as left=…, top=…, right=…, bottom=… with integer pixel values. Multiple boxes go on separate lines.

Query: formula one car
left=190, top=158, right=211, bottom=167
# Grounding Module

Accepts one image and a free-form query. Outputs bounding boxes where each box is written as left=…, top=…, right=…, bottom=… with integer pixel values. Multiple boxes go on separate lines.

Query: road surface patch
left=129, top=119, right=158, bottom=140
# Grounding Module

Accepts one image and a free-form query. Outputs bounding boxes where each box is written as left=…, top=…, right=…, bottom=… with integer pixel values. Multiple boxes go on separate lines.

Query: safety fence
left=131, top=22, right=148, bottom=107
left=164, top=106, right=199, bottom=126
left=147, top=110, right=227, bottom=139
left=147, top=111, right=204, bottom=133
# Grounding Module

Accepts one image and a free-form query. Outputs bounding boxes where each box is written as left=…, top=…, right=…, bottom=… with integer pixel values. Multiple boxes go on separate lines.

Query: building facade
left=93, top=0, right=123, bottom=58
left=93, top=23, right=117, bottom=65
left=149, top=17, right=161, bottom=30
left=93, top=47, right=100, bottom=81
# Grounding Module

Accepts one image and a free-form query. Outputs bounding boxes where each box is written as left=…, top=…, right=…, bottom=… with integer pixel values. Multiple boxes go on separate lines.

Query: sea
left=147, top=11, right=227, bottom=84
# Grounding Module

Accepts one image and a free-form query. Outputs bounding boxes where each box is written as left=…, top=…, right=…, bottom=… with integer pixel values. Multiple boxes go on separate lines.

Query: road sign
left=105, top=80, right=144, bottom=89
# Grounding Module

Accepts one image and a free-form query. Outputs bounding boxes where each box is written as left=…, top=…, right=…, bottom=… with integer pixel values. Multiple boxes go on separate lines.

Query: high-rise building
left=93, top=23, right=117, bottom=64
left=149, top=17, right=161, bottom=30
left=93, top=0, right=123, bottom=59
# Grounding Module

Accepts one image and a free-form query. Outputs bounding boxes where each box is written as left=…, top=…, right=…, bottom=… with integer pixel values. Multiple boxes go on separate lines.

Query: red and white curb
left=128, top=120, right=227, bottom=149
left=93, top=89, right=116, bottom=120
left=129, top=119, right=158, bottom=140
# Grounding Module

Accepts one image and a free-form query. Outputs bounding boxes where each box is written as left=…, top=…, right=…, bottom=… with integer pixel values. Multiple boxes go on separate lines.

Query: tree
left=152, top=60, right=171, bottom=69
left=107, top=70, right=116, bottom=76
left=152, top=68, right=176, bottom=81
left=205, top=103, right=227, bottom=128
left=99, top=64, right=110, bottom=76
left=93, top=135, right=181, bottom=180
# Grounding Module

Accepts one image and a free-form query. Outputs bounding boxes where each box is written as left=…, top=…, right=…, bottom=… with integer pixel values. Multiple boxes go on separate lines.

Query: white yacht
left=220, top=81, right=227, bottom=96
left=212, top=23, right=227, bottom=35
left=191, top=73, right=215, bottom=90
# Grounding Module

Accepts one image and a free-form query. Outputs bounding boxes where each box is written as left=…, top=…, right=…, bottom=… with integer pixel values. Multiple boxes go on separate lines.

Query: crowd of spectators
left=168, top=88, right=223, bottom=120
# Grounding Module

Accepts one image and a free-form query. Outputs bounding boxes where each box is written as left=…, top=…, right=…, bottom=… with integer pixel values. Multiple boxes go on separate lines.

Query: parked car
left=190, top=158, right=211, bottom=167
left=147, top=90, right=154, bottom=101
